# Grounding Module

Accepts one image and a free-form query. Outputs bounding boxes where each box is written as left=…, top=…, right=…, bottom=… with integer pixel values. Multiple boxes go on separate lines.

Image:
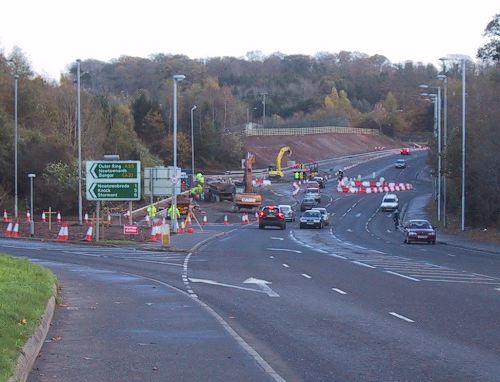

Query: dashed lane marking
left=389, top=312, right=415, bottom=323
left=332, top=288, right=347, bottom=295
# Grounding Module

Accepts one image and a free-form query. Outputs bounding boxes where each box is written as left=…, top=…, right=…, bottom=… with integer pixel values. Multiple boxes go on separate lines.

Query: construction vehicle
left=268, top=146, right=292, bottom=180
left=204, top=181, right=235, bottom=202
left=232, top=152, right=262, bottom=212
left=167, top=194, right=191, bottom=217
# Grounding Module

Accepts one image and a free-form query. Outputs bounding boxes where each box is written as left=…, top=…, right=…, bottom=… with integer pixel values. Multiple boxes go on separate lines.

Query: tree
left=477, top=14, right=500, bottom=63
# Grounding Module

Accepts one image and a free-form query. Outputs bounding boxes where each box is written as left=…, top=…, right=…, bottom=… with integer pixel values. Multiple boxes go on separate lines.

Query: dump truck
left=204, top=181, right=235, bottom=202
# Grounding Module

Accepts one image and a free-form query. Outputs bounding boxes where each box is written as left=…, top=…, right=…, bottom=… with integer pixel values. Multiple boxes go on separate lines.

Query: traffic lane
left=188, top=232, right=500, bottom=381
left=21, top=256, right=275, bottom=382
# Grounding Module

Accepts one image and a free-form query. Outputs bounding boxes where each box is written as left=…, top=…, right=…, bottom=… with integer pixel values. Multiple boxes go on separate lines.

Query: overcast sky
left=1, top=0, right=497, bottom=80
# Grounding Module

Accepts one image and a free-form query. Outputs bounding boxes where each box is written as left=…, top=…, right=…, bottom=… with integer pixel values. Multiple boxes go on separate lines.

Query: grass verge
left=0, top=254, right=56, bottom=382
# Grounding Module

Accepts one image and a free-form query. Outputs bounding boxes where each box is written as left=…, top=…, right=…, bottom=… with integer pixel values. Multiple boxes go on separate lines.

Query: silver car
left=311, top=207, right=330, bottom=226
left=278, top=204, right=296, bottom=222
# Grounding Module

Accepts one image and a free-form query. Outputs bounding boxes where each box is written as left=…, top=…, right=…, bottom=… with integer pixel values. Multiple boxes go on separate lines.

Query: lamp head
left=437, top=74, right=447, bottom=80
left=173, top=74, right=186, bottom=82
left=28, top=173, right=36, bottom=178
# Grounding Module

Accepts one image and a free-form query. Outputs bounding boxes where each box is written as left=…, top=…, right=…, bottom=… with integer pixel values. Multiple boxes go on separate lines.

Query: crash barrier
left=338, top=180, right=413, bottom=194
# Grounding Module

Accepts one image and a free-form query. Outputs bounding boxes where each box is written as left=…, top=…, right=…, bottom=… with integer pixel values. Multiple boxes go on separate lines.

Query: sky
left=1, top=0, right=498, bottom=81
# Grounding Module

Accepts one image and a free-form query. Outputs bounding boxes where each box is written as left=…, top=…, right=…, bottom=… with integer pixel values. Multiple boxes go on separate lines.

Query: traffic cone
left=241, top=214, right=249, bottom=224
left=26, top=210, right=31, bottom=222
left=11, top=221, right=20, bottom=238
left=177, top=220, right=185, bottom=234
left=150, top=223, right=158, bottom=241
left=145, top=214, right=150, bottom=226
left=202, top=215, right=208, bottom=225
left=85, top=225, right=93, bottom=241
left=185, top=215, right=192, bottom=226
left=224, top=215, right=229, bottom=225
left=107, top=214, right=111, bottom=225
left=5, top=222, right=12, bottom=237
left=57, top=223, right=68, bottom=241
left=3, top=209, right=9, bottom=222
left=84, top=212, right=89, bottom=224
left=41, top=211, right=46, bottom=223
left=155, top=222, right=162, bottom=240
left=255, top=211, right=259, bottom=220
left=186, top=226, right=194, bottom=234
left=57, top=212, right=62, bottom=225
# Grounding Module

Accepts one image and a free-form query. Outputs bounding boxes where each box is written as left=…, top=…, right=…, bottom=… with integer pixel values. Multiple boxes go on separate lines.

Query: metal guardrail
left=245, top=126, right=379, bottom=136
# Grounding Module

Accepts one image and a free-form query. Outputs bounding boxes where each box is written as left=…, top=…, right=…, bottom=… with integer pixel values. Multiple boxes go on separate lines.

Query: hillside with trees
left=0, top=14, right=498, bottom=228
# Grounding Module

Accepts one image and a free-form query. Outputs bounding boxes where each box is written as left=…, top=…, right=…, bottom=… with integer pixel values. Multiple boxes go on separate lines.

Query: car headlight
left=408, top=232, right=417, bottom=236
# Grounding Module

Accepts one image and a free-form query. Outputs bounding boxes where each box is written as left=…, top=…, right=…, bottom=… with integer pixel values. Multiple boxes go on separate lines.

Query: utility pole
left=261, top=92, right=267, bottom=126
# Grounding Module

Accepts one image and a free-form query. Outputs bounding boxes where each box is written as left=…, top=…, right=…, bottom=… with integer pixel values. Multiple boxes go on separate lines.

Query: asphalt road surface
left=2, top=150, right=499, bottom=381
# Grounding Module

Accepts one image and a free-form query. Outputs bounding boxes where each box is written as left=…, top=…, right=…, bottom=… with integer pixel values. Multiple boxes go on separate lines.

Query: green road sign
left=88, top=161, right=139, bottom=179
left=88, top=183, right=140, bottom=201
left=86, top=161, right=141, bottom=201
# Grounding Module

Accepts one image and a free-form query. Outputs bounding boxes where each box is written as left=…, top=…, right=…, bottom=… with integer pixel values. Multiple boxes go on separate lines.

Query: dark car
left=300, top=197, right=318, bottom=212
left=403, top=219, right=436, bottom=244
left=258, top=205, right=286, bottom=230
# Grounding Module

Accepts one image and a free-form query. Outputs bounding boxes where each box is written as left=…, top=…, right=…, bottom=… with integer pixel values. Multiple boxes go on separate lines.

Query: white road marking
left=271, top=237, right=284, bottom=240
left=385, top=271, right=420, bottom=281
left=495, top=287, right=500, bottom=292
left=301, top=273, right=312, bottom=279
left=422, top=279, right=500, bottom=284
left=332, top=288, right=347, bottom=295
left=389, top=312, right=415, bottom=323
left=282, top=264, right=290, bottom=268
left=355, top=213, right=361, bottom=217
left=243, top=277, right=280, bottom=297
left=347, top=228, right=353, bottom=232
left=352, top=261, right=376, bottom=269
left=329, top=254, right=347, bottom=259
left=267, top=248, right=302, bottom=253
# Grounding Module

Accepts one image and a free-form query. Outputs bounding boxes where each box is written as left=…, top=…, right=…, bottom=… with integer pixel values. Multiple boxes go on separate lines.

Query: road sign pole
left=96, top=201, right=100, bottom=242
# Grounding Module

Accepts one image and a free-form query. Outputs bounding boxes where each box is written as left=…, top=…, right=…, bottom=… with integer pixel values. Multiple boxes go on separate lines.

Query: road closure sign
left=86, top=161, right=141, bottom=201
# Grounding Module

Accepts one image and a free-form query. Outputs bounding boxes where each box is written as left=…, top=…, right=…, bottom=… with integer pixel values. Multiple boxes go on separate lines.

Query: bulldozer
left=268, top=146, right=292, bottom=180
left=232, top=152, right=262, bottom=212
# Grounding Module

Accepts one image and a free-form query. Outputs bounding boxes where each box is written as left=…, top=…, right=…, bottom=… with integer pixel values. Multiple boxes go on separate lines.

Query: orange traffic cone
left=107, top=214, right=111, bottom=225
left=57, top=212, right=62, bottom=225
left=41, top=211, right=46, bottom=223
left=145, top=214, right=150, bottom=226
left=185, top=215, right=192, bottom=226
left=255, top=211, right=259, bottom=220
left=150, top=223, right=158, bottom=241
left=202, top=215, right=208, bottom=225
left=11, top=221, right=20, bottom=238
left=57, top=223, right=68, bottom=241
left=3, top=209, right=9, bottom=222
left=84, top=212, right=90, bottom=224
left=26, top=210, right=31, bottom=222
left=155, top=222, right=162, bottom=240
left=224, top=215, right=229, bottom=225
left=177, top=220, right=185, bottom=234
left=5, top=222, right=13, bottom=237
left=241, top=214, right=248, bottom=224
left=85, top=225, right=93, bottom=241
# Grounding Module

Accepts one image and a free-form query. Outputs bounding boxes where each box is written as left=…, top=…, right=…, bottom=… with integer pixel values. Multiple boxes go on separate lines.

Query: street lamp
left=437, top=74, right=448, bottom=227
left=172, top=74, right=185, bottom=232
left=14, top=74, right=19, bottom=219
left=420, top=85, right=442, bottom=222
left=76, top=59, right=83, bottom=225
left=440, top=56, right=466, bottom=231
left=28, top=173, right=36, bottom=236
left=190, top=105, right=197, bottom=186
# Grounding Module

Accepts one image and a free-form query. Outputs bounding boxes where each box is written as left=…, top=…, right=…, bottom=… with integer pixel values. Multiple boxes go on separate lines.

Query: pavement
left=402, top=193, right=500, bottom=255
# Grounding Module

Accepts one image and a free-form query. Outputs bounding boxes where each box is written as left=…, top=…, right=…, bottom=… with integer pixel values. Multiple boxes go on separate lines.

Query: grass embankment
left=0, top=254, right=56, bottom=382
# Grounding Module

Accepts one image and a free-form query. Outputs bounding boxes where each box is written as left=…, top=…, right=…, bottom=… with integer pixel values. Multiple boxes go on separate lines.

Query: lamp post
left=28, top=173, right=35, bottom=236
left=440, top=56, right=466, bottom=231
left=14, top=74, right=19, bottom=219
left=172, top=74, right=185, bottom=232
left=76, top=59, right=83, bottom=225
left=190, top=105, right=197, bottom=186
left=437, top=74, right=448, bottom=227
left=420, top=85, right=442, bottom=222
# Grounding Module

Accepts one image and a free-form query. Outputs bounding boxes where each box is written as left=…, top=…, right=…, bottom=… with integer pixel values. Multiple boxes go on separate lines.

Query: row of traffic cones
left=5, top=222, right=20, bottom=237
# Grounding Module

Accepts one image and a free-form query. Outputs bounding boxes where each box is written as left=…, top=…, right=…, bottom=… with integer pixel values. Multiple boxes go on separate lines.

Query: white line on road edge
left=301, top=273, right=312, bottom=279
left=385, top=271, right=420, bottom=281
left=332, top=288, right=347, bottom=295
left=270, top=237, right=284, bottom=240
left=266, top=248, right=302, bottom=253
left=282, top=264, right=290, bottom=268
left=389, top=312, right=415, bottom=323
left=352, top=261, right=376, bottom=269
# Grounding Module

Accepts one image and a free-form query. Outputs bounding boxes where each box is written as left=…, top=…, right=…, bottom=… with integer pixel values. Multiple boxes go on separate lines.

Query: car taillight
left=277, top=212, right=284, bottom=219
left=258, top=211, right=265, bottom=219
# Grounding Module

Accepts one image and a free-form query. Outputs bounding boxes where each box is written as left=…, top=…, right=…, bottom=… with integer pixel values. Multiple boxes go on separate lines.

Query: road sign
left=123, top=225, right=139, bottom=235
left=86, top=161, right=141, bottom=201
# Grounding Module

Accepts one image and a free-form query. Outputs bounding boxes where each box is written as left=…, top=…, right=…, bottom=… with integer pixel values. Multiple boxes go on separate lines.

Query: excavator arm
left=275, top=146, right=292, bottom=174
left=243, top=152, right=256, bottom=193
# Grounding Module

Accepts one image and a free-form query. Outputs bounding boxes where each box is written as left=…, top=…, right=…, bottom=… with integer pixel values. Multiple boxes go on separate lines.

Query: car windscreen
left=279, top=206, right=290, bottom=212
left=303, top=211, right=320, bottom=217
left=384, top=198, right=397, bottom=203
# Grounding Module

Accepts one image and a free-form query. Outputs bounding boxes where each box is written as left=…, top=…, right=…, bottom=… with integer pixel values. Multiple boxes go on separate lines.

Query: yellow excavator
left=268, top=146, right=292, bottom=179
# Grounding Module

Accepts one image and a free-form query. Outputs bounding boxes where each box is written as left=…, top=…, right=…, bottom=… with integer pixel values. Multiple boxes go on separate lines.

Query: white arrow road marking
left=243, top=277, right=280, bottom=297
left=266, top=248, right=302, bottom=253
left=389, top=312, right=415, bottom=323
left=271, top=237, right=284, bottom=240
left=189, top=278, right=275, bottom=296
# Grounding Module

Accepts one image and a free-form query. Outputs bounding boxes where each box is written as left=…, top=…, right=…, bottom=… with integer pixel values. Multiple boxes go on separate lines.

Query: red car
left=403, top=219, right=436, bottom=244
left=400, top=147, right=410, bottom=155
